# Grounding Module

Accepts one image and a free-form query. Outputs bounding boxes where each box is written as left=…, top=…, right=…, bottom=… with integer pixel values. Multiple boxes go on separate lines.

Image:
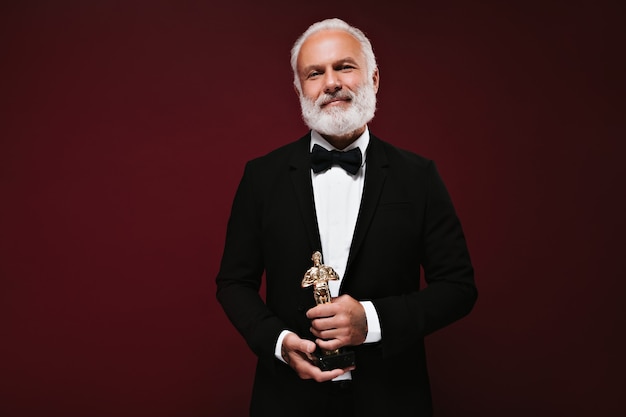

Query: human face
left=296, top=29, right=379, bottom=110
left=296, top=30, right=379, bottom=145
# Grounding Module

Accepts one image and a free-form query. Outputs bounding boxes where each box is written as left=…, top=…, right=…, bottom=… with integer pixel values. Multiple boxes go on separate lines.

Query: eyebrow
left=301, top=57, right=361, bottom=74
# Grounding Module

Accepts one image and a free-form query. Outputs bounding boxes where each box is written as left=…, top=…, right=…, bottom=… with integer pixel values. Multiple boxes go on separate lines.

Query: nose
left=323, top=71, right=342, bottom=94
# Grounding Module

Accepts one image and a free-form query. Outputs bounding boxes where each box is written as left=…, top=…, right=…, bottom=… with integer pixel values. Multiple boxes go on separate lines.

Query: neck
left=319, top=125, right=366, bottom=150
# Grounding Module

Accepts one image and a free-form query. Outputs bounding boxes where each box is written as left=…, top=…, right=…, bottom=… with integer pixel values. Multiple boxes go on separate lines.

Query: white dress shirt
left=274, top=128, right=382, bottom=378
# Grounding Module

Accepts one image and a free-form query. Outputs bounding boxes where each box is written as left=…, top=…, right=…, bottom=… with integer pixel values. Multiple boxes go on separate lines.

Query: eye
left=339, top=64, right=355, bottom=71
left=307, top=71, right=322, bottom=79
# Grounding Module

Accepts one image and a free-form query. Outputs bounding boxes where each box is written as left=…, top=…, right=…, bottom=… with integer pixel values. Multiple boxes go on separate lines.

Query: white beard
left=299, top=80, right=377, bottom=137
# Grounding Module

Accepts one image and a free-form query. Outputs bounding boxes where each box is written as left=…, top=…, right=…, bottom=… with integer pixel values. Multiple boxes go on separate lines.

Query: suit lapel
left=345, top=135, right=388, bottom=278
left=289, top=133, right=322, bottom=253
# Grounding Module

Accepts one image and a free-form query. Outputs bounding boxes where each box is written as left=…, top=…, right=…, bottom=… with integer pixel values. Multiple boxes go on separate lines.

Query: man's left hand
left=306, top=294, right=368, bottom=351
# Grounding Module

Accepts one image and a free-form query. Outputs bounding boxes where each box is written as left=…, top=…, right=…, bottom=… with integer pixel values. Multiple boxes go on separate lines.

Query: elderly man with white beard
left=216, top=18, right=477, bottom=417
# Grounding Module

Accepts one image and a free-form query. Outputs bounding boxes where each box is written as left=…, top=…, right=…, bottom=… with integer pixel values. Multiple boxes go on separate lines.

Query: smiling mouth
left=321, top=97, right=351, bottom=107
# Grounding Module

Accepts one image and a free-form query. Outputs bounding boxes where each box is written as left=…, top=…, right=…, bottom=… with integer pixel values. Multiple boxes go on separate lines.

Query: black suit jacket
left=216, top=132, right=477, bottom=416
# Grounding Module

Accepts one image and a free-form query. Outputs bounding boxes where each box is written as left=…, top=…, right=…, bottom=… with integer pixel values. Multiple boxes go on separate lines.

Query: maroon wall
left=1, top=1, right=624, bottom=416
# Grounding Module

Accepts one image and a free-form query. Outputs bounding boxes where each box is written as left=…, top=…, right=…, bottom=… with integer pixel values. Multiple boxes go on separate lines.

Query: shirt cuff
left=274, top=329, right=294, bottom=363
left=361, top=300, right=382, bottom=343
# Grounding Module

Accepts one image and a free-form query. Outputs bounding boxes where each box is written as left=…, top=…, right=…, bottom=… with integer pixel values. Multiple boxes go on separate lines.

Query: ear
left=372, top=68, right=380, bottom=93
left=293, top=83, right=301, bottom=97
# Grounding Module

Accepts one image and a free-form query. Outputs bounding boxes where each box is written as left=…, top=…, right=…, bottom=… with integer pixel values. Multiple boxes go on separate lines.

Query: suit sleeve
left=215, top=162, right=287, bottom=364
left=372, top=161, right=477, bottom=358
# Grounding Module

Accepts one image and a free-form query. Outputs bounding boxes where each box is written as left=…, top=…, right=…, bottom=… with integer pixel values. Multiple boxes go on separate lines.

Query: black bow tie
left=310, top=144, right=362, bottom=175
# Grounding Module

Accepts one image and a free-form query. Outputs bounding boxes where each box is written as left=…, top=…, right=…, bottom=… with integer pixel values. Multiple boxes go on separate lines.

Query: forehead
left=297, top=29, right=364, bottom=69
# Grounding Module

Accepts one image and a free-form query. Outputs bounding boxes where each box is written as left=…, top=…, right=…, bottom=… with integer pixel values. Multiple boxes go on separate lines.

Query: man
left=216, top=18, right=477, bottom=416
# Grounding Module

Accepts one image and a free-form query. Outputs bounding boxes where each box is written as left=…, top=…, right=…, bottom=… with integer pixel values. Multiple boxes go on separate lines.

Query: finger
left=289, top=354, right=316, bottom=379
left=310, top=326, right=343, bottom=341
left=290, top=352, right=353, bottom=382
left=315, top=338, right=344, bottom=351
left=306, top=303, right=337, bottom=319
left=284, top=333, right=315, bottom=352
left=309, top=367, right=347, bottom=383
left=310, top=327, right=330, bottom=340
left=290, top=354, right=342, bottom=381
left=298, top=339, right=317, bottom=355
left=310, top=316, right=336, bottom=331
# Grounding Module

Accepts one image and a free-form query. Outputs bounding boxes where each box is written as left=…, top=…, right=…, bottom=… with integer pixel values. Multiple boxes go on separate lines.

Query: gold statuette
left=301, top=251, right=356, bottom=371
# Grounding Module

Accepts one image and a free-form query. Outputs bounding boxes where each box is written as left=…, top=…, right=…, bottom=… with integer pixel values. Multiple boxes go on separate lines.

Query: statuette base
left=314, top=348, right=355, bottom=371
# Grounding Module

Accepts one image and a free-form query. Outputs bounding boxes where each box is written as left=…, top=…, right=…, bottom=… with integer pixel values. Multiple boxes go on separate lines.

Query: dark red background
left=1, top=1, right=624, bottom=416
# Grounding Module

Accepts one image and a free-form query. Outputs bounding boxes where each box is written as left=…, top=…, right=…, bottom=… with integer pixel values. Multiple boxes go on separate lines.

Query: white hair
left=290, top=18, right=378, bottom=94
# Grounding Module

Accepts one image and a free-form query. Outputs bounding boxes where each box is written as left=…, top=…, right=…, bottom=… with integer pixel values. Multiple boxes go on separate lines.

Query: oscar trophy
left=301, top=251, right=356, bottom=371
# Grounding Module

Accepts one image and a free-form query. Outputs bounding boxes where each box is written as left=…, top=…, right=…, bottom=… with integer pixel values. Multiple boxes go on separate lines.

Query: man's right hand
left=281, top=332, right=353, bottom=382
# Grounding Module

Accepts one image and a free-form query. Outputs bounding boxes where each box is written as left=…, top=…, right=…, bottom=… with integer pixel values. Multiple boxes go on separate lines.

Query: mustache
left=316, top=90, right=355, bottom=107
